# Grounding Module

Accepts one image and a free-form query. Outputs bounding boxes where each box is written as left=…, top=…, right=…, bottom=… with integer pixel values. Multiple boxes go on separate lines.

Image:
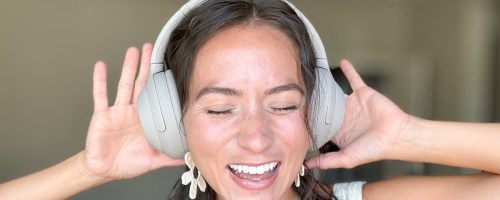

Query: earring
left=181, top=152, right=207, bottom=199
left=294, top=164, right=305, bottom=187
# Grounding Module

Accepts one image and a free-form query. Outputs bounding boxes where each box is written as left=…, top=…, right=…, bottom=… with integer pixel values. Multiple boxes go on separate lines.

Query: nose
left=237, top=107, right=273, bottom=153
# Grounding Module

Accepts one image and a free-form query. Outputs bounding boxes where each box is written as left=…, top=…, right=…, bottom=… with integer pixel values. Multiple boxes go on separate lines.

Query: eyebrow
left=195, top=83, right=304, bottom=101
left=195, top=87, right=242, bottom=101
left=265, top=83, right=304, bottom=96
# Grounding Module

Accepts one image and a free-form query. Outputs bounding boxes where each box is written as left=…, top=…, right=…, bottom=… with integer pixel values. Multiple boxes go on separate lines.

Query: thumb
left=151, top=154, right=185, bottom=169
left=305, top=152, right=357, bottom=170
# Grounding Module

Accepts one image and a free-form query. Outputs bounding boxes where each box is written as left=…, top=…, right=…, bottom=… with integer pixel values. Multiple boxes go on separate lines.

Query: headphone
left=137, top=0, right=345, bottom=159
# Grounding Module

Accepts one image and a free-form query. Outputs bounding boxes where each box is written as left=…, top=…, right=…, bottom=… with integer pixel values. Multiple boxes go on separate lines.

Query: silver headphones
left=137, top=0, right=345, bottom=159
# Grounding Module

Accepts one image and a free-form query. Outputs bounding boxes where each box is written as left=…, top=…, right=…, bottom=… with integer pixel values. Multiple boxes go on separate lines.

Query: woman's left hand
left=306, top=59, right=412, bottom=170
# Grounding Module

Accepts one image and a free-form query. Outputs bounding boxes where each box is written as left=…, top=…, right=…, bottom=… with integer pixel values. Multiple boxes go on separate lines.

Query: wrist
left=75, top=151, right=112, bottom=187
left=386, top=115, right=425, bottom=161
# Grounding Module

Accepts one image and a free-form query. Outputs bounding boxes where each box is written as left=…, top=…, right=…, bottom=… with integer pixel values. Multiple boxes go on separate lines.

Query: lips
left=229, top=162, right=278, bottom=175
left=227, top=162, right=280, bottom=189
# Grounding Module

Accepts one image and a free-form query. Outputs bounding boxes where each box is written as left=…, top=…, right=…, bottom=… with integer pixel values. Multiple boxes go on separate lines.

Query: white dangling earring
left=294, top=164, right=305, bottom=187
left=181, top=152, right=207, bottom=199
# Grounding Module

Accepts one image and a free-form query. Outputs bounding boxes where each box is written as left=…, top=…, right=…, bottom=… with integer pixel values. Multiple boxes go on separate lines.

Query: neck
left=214, top=188, right=298, bottom=200
left=284, top=188, right=299, bottom=200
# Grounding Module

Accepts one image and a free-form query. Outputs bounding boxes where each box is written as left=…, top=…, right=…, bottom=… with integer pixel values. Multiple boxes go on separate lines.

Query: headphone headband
left=150, top=0, right=330, bottom=71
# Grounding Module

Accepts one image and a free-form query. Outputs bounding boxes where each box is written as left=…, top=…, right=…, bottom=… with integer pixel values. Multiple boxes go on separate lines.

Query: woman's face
left=183, top=24, right=309, bottom=200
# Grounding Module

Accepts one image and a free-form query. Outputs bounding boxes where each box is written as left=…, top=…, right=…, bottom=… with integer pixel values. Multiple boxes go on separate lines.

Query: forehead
left=190, top=24, right=302, bottom=90
left=200, top=23, right=298, bottom=54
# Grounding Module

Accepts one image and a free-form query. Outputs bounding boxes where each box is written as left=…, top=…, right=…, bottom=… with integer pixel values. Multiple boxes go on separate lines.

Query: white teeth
left=256, top=165, right=264, bottom=174
left=229, top=162, right=278, bottom=175
left=249, top=166, right=256, bottom=174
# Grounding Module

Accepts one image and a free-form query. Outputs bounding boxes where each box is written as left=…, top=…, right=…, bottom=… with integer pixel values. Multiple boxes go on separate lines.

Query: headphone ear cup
left=137, top=70, right=188, bottom=159
left=137, top=89, right=163, bottom=152
left=310, top=67, right=345, bottom=148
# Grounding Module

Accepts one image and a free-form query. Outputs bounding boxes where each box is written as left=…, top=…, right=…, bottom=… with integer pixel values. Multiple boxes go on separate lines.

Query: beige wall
left=0, top=1, right=188, bottom=199
left=1, top=0, right=498, bottom=199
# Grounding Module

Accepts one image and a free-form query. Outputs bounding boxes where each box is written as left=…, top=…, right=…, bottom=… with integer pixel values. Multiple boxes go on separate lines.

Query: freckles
left=185, top=118, right=210, bottom=150
left=187, top=117, right=236, bottom=149
left=187, top=121, right=213, bottom=144
left=270, top=115, right=308, bottom=141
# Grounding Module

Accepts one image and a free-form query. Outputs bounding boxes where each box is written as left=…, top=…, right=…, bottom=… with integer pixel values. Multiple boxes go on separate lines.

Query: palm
left=333, top=85, right=409, bottom=167
left=81, top=44, right=183, bottom=180
left=85, top=105, right=155, bottom=179
left=307, top=60, right=410, bottom=169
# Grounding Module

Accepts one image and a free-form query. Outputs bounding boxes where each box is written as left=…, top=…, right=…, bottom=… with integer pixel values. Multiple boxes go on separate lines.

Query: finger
left=93, top=61, right=109, bottom=113
left=339, top=59, right=367, bottom=90
left=305, top=152, right=356, bottom=170
left=114, top=47, right=140, bottom=105
left=132, top=43, right=153, bottom=103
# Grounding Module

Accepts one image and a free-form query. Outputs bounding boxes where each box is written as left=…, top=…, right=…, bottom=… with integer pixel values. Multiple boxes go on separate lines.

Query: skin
left=306, top=60, right=500, bottom=175
left=307, top=60, right=500, bottom=199
left=183, top=24, right=309, bottom=200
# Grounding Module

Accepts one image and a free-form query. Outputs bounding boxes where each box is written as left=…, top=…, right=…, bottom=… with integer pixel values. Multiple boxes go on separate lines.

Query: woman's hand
left=81, top=43, right=184, bottom=181
left=307, top=59, right=412, bottom=169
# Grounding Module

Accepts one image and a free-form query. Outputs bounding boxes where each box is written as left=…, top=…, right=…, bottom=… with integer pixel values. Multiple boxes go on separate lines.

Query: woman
left=162, top=0, right=335, bottom=199
left=1, top=0, right=500, bottom=199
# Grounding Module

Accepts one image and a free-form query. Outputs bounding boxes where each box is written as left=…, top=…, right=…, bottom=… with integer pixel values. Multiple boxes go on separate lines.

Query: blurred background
left=1, top=0, right=499, bottom=199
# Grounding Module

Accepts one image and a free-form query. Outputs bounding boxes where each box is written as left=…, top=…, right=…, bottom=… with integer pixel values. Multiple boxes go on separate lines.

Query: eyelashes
left=206, top=109, right=234, bottom=115
left=271, top=105, right=299, bottom=112
left=205, top=105, right=299, bottom=116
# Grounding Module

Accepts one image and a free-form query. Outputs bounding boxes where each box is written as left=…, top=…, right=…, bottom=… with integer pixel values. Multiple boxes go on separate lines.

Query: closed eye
left=272, top=105, right=299, bottom=112
left=206, top=109, right=233, bottom=115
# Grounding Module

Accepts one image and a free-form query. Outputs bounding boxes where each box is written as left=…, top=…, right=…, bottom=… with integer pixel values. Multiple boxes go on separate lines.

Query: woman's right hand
left=81, top=43, right=184, bottom=181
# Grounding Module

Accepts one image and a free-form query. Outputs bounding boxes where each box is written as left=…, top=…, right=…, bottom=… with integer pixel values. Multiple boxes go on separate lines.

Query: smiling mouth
left=227, top=162, right=279, bottom=181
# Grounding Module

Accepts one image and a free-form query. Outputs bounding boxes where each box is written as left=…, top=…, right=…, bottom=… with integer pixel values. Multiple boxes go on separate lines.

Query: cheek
left=183, top=112, right=239, bottom=194
left=183, top=112, right=235, bottom=169
left=270, top=113, right=310, bottom=151
left=184, top=114, right=224, bottom=157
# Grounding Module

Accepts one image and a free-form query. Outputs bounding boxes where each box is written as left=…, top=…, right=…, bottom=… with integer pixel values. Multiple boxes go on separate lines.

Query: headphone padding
left=311, top=67, right=345, bottom=148
left=137, top=70, right=188, bottom=159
